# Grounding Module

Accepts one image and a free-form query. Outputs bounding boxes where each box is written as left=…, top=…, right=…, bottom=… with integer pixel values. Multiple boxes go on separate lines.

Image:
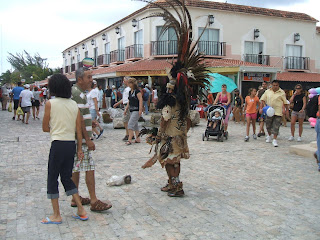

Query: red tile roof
left=63, top=0, right=318, bottom=52
left=277, top=72, right=320, bottom=82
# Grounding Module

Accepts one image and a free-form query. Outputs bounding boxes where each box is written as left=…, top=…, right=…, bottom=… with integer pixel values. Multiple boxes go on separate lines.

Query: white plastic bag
left=106, top=175, right=131, bottom=186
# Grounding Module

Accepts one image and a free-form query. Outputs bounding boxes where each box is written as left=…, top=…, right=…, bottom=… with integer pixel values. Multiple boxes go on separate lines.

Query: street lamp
left=102, top=33, right=106, bottom=41
left=294, top=33, right=300, bottom=43
left=82, top=43, right=86, bottom=49
left=254, top=29, right=260, bottom=39
left=115, top=27, right=120, bottom=34
left=132, top=19, right=138, bottom=28
left=91, top=39, right=95, bottom=45
left=208, top=15, right=214, bottom=25
left=75, top=47, right=78, bottom=53
left=63, top=53, right=65, bottom=58
left=68, top=51, right=71, bottom=56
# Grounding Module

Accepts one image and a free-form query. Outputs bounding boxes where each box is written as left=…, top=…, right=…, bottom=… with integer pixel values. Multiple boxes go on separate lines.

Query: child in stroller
left=202, top=105, right=227, bottom=142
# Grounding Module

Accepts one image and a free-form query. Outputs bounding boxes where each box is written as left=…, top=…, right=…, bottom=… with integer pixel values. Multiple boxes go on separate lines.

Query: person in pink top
left=243, top=88, right=260, bottom=141
left=213, top=84, right=231, bottom=134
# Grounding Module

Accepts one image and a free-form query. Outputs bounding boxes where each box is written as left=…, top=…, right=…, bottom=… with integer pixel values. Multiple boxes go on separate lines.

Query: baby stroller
left=202, top=105, right=228, bottom=142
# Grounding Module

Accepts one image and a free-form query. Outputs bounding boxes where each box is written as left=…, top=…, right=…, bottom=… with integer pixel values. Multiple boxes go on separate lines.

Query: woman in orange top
left=244, top=88, right=260, bottom=141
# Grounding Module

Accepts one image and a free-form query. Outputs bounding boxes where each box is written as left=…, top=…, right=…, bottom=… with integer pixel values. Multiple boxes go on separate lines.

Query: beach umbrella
left=206, top=73, right=238, bottom=93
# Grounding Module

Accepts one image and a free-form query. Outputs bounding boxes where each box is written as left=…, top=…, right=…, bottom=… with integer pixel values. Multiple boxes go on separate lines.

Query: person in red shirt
left=243, top=88, right=260, bottom=141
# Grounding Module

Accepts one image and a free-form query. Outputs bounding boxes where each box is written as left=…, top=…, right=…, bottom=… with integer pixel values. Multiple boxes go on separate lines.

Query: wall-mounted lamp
left=102, top=33, right=106, bottom=41
left=91, top=39, right=95, bottom=45
left=254, top=29, right=260, bottom=39
left=68, top=51, right=71, bottom=56
left=75, top=47, right=78, bottom=53
left=82, top=43, right=86, bottom=49
left=63, top=53, right=65, bottom=58
left=132, top=19, right=138, bottom=28
left=208, top=15, right=214, bottom=25
left=115, top=27, right=120, bottom=34
left=294, top=33, right=300, bottom=43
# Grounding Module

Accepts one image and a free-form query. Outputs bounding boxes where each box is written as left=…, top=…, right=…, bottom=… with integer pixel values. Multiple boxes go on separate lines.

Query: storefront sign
left=244, top=73, right=270, bottom=82
left=118, top=70, right=166, bottom=77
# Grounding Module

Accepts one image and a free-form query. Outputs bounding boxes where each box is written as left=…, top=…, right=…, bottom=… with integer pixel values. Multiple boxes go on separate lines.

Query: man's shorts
left=13, top=100, right=19, bottom=110
left=266, top=115, right=282, bottom=135
left=291, top=110, right=305, bottom=119
left=122, top=105, right=130, bottom=123
left=73, top=144, right=95, bottom=173
left=22, top=107, right=31, bottom=113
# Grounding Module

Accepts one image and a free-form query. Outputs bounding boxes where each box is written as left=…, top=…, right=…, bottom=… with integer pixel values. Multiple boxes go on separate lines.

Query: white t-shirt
left=122, top=87, right=131, bottom=104
left=19, top=90, right=34, bottom=107
left=42, top=87, right=47, bottom=95
left=87, top=88, right=99, bottom=110
left=153, top=89, right=158, bottom=99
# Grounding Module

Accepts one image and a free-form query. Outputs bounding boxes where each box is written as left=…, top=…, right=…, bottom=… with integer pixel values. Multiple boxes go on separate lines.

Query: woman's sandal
left=134, top=140, right=141, bottom=143
left=70, top=196, right=91, bottom=207
left=90, top=200, right=112, bottom=212
left=125, top=141, right=132, bottom=145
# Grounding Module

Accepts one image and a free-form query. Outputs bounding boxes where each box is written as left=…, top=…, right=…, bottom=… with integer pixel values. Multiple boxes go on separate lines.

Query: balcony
left=151, top=40, right=178, bottom=56
left=71, top=63, right=76, bottom=72
left=244, top=54, right=270, bottom=65
left=198, top=41, right=226, bottom=57
left=110, top=50, right=125, bottom=62
left=285, top=56, right=310, bottom=70
left=125, top=44, right=143, bottom=59
left=65, top=66, right=69, bottom=74
left=97, top=54, right=111, bottom=65
left=77, top=62, right=83, bottom=69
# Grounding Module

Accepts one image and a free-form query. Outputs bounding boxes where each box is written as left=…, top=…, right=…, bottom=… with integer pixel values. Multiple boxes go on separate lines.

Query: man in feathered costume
left=139, top=0, right=210, bottom=197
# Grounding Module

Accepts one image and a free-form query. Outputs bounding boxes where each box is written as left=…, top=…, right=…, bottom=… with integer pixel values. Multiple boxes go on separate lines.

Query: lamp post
left=294, top=33, right=300, bottom=43
left=254, top=29, right=260, bottom=39
left=91, top=39, right=95, bottom=45
left=115, top=27, right=120, bottom=34
left=102, top=33, right=106, bottom=41
left=132, top=19, right=138, bottom=28
left=208, top=15, right=214, bottom=25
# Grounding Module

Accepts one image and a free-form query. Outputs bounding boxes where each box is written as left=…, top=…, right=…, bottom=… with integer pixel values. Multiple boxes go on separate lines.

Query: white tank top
left=49, top=98, right=78, bottom=141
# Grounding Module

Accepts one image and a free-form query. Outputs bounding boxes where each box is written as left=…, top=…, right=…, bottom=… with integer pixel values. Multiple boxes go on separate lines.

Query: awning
left=277, top=72, right=320, bottom=82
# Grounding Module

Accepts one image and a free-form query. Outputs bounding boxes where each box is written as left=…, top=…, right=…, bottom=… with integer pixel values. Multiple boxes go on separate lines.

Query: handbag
left=17, top=107, right=24, bottom=116
left=8, top=102, right=12, bottom=112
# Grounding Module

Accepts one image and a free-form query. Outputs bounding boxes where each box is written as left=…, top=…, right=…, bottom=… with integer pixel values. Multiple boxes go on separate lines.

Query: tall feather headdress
left=137, top=0, right=210, bottom=119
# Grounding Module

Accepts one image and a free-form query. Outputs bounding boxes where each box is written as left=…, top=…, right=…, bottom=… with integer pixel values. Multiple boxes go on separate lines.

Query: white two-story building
left=61, top=0, right=320, bottom=94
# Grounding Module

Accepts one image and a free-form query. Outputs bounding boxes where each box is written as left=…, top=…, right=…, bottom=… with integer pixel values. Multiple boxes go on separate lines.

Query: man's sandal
left=125, top=141, right=132, bottom=145
left=90, top=200, right=112, bottom=212
left=70, top=196, right=91, bottom=207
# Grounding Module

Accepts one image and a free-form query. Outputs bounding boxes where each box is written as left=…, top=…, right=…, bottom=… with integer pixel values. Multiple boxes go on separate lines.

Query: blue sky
left=0, top=0, right=319, bottom=75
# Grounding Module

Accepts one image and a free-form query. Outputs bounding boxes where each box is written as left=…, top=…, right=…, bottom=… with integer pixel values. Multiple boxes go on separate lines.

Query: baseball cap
left=24, top=84, right=30, bottom=89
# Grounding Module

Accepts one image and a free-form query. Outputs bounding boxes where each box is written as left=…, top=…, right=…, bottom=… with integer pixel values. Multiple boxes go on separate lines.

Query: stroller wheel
left=202, top=133, right=205, bottom=141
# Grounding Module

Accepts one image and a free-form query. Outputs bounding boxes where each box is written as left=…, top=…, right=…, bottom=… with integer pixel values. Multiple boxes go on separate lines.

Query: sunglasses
left=296, top=88, right=302, bottom=90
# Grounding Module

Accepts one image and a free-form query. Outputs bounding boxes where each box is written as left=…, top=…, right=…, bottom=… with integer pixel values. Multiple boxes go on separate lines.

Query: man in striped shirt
left=71, top=67, right=112, bottom=212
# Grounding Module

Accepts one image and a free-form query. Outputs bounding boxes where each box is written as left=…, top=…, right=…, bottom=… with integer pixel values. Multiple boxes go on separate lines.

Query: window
left=134, top=30, right=143, bottom=57
left=77, top=54, right=80, bottom=63
left=94, top=47, right=98, bottom=66
left=85, top=51, right=88, bottom=58
left=104, top=43, right=110, bottom=64
left=105, top=43, right=110, bottom=54
left=245, top=41, right=263, bottom=55
left=65, top=58, right=67, bottom=66
left=198, top=28, right=220, bottom=55
left=118, top=37, right=125, bottom=61
left=156, top=26, right=177, bottom=54
left=286, top=45, right=304, bottom=69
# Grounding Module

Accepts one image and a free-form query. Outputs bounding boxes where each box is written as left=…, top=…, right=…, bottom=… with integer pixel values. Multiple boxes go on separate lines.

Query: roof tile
left=277, top=72, right=320, bottom=82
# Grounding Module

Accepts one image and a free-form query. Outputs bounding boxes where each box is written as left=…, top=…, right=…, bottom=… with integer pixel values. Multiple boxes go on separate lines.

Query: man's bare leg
left=85, top=170, right=98, bottom=204
left=71, top=172, right=80, bottom=203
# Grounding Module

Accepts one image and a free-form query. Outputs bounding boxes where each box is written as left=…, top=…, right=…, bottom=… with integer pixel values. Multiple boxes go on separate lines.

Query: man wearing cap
left=18, top=84, right=34, bottom=124
left=260, top=80, right=289, bottom=147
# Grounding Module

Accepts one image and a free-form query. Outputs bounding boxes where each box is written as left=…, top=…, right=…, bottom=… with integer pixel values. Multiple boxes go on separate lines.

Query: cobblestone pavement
left=0, top=108, right=320, bottom=240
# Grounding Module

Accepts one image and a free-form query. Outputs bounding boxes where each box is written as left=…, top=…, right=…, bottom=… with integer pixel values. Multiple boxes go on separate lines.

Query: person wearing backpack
left=142, top=84, right=150, bottom=115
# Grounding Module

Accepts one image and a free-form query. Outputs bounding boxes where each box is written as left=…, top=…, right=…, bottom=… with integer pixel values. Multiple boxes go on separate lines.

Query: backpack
left=306, top=95, right=319, bottom=118
left=143, top=89, right=150, bottom=101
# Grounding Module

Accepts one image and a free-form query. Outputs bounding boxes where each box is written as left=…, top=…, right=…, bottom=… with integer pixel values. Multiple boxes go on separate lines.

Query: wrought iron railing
left=125, top=44, right=143, bottom=59
left=151, top=40, right=178, bottom=55
left=65, top=66, right=69, bottom=73
left=198, top=41, right=226, bottom=56
left=110, top=50, right=125, bottom=62
left=285, top=56, right=310, bottom=70
left=71, top=64, right=75, bottom=72
left=244, top=54, right=270, bottom=65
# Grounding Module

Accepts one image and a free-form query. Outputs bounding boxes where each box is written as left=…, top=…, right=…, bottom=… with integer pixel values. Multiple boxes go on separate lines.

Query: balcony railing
left=198, top=41, right=226, bottom=56
left=285, top=56, right=310, bottom=70
left=65, top=66, right=69, bottom=73
left=110, top=50, right=125, bottom=62
left=71, top=63, right=76, bottom=72
left=125, top=44, right=143, bottom=59
left=244, top=54, right=270, bottom=65
left=151, top=40, right=178, bottom=55
left=97, top=54, right=110, bottom=65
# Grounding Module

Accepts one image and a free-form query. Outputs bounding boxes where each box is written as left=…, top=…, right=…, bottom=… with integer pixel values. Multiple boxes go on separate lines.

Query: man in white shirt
left=98, top=85, right=104, bottom=110
left=19, top=84, right=34, bottom=124
left=113, top=76, right=132, bottom=141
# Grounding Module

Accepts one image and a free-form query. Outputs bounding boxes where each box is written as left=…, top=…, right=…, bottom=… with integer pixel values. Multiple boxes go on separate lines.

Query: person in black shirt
left=288, top=84, right=306, bottom=142
left=232, top=89, right=244, bottom=123
left=104, top=86, right=112, bottom=109
left=124, top=78, right=143, bottom=145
